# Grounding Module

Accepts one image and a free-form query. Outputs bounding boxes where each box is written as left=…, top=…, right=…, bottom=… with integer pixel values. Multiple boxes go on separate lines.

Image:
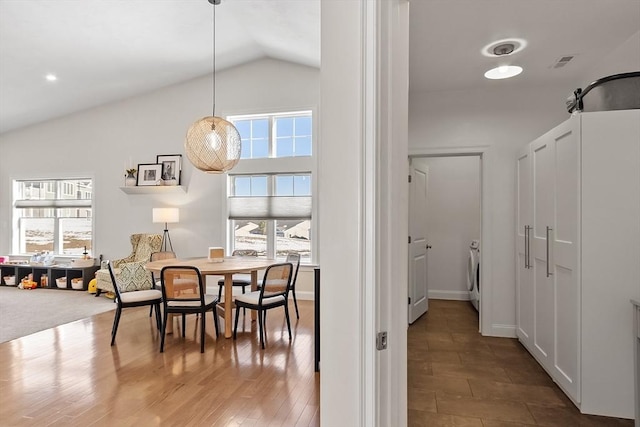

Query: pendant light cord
left=212, top=2, right=216, bottom=118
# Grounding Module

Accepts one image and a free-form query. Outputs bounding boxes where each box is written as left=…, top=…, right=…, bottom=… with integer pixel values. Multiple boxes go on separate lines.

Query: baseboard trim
left=294, top=291, right=314, bottom=301
left=428, top=290, right=470, bottom=301
left=490, top=323, right=517, bottom=338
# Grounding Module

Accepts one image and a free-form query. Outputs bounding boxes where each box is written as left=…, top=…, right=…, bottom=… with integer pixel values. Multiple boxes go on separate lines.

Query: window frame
left=12, top=177, right=94, bottom=257
left=224, top=109, right=317, bottom=265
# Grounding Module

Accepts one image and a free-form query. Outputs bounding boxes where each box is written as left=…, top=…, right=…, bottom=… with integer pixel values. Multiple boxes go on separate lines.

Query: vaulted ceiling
left=0, top=0, right=638, bottom=134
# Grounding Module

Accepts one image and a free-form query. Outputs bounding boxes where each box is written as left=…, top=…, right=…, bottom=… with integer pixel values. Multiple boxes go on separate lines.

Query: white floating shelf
left=119, top=185, right=186, bottom=194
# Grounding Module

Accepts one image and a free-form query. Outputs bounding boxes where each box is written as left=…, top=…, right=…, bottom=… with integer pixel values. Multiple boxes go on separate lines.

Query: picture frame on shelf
left=136, top=163, right=162, bottom=186
left=157, top=154, right=182, bottom=184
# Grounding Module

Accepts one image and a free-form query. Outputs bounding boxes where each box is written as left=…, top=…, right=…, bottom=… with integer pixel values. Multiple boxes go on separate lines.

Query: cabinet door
left=550, top=117, right=580, bottom=402
left=580, top=110, right=640, bottom=418
left=531, top=134, right=554, bottom=367
left=516, top=146, right=533, bottom=349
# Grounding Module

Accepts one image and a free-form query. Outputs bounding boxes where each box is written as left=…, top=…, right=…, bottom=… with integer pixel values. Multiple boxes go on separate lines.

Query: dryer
left=467, top=240, right=480, bottom=311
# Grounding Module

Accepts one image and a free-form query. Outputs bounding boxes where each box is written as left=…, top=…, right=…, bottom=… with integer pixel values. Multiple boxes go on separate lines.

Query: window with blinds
left=227, top=111, right=314, bottom=263
left=13, top=179, right=93, bottom=255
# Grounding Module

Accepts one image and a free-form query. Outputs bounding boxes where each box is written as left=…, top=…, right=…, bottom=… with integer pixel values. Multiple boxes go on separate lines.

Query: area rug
left=0, top=287, right=116, bottom=343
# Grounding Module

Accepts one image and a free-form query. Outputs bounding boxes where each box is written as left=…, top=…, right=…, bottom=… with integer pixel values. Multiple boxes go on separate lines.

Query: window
left=233, top=111, right=312, bottom=160
left=13, top=179, right=93, bottom=255
left=227, top=111, right=314, bottom=263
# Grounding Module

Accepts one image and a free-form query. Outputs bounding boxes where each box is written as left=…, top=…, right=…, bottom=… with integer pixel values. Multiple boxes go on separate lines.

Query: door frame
left=408, top=146, right=491, bottom=335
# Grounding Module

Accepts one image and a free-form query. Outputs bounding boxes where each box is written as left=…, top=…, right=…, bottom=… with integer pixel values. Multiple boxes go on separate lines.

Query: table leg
left=224, top=273, right=233, bottom=338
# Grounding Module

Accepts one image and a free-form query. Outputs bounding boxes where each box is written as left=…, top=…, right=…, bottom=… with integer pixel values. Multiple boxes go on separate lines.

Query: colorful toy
left=87, top=278, right=97, bottom=294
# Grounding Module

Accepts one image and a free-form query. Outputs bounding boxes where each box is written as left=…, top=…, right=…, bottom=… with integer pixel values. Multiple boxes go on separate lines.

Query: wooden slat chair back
left=233, top=262, right=293, bottom=349
left=159, top=266, right=219, bottom=353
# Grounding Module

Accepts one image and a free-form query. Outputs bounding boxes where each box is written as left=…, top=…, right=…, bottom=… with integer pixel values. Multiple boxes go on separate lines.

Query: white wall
left=319, top=1, right=364, bottom=424
left=0, top=58, right=319, bottom=296
left=413, top=156, right=480, bottom=300
left=581, top=30, right=640, bottom=84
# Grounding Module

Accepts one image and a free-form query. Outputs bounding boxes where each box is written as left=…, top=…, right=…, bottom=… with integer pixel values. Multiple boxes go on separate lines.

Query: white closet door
left=580, top=110, right=640, bottom=418
left=531, top=134, right=554, bottom=366
left=516, top=146, right=533, bottom=349
left=550, top=117, right=580, bottom=402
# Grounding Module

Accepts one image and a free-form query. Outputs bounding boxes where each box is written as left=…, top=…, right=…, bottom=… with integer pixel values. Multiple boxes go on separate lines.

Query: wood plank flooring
left=408, top=300, right=634, bottom=427
left=0, top=299, right=319, bottom=426
left=4, top=295, right=634, bottom=426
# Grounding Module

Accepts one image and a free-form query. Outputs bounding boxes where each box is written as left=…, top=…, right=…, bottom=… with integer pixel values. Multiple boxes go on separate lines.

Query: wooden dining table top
left=145, top=256, right=276, bottom=275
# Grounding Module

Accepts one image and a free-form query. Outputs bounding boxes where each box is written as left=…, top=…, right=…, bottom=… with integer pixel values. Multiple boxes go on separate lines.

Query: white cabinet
left=516, top=110, right=640, bottom=419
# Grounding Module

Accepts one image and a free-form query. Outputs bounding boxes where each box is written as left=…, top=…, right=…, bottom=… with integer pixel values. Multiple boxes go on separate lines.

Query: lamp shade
left=152, top=208, right=179, bottom=224
left=185, top=116, right=241, bottom=174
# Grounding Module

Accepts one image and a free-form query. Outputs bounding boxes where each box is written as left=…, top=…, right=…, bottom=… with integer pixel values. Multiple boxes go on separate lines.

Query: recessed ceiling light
left=45, top=74, right=57, bottom=82
left=484, top=65, right=523, bottom=80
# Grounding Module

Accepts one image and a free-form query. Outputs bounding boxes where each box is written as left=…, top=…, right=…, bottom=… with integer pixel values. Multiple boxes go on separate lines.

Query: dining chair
left=149, top=251, right=199, bottom=317
left=160, top=266, right=219, bottom=353
left=233, top=262, right=293, bottom=349
left=149, top=251, right=177, bottom=317
left=217, top=249, right=258, bottom=301
left=107, top=261, right=162, bottom=346
left=284, top=253, right=301, bottom=319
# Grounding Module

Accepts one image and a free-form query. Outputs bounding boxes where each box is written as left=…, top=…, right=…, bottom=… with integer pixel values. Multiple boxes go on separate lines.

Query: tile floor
left=407, top=299, right=634, bottom=426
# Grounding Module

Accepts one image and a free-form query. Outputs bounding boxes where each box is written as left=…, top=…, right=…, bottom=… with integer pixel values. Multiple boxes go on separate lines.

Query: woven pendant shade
left=185, top=116, right=241, bottom=174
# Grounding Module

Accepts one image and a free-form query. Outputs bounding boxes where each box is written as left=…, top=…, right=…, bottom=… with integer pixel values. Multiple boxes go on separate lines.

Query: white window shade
left=228, top=196, right=312, bottom=220
left=15, top=199, right=92, bottom=209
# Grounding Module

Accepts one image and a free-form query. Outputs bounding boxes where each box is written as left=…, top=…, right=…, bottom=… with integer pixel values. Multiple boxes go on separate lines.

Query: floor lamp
left=152, top=208, right=179, bottom=252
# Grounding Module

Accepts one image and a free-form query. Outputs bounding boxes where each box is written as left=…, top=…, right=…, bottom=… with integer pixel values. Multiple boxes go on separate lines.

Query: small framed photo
left=137, top=163, right=162, bottom=186
left=156, top=154, right=182, bottom=184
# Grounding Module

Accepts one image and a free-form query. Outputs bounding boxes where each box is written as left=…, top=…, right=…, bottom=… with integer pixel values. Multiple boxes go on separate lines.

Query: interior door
left=516, top=146, right=533, bottom=349
left=408, top=160, right=429, bottom=323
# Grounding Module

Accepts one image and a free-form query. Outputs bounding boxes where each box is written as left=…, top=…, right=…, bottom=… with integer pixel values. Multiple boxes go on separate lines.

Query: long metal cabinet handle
left=546, top=226, right=553, bottom=277
left=524, top=225, right=529, bottom=268
left=527, top=225, right=533, bottom=268
left=527, top=226, right=532, bottom=269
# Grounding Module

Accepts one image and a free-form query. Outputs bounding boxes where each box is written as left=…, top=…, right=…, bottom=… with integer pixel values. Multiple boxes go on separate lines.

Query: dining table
left=145, top=256, right=277, bottom=338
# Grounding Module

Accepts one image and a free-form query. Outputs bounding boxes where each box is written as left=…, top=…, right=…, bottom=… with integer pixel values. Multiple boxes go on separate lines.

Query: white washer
left=467, top=240, right=480, bottom=311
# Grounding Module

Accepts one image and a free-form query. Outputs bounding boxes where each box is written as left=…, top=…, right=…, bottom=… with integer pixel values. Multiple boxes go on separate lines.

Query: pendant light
left=184, top=0, right=241, bottom=174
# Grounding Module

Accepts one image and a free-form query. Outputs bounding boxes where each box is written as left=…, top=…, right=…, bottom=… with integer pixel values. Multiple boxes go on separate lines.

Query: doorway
left=409, top=154, right=482, bottom=322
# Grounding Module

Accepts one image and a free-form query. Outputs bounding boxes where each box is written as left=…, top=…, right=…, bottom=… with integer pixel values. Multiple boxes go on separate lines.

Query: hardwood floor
left=0, top=299, right=319, bottom=426
left=5, top=295, right=634, bottom=426
left=408, top=299, right=634, bottom=427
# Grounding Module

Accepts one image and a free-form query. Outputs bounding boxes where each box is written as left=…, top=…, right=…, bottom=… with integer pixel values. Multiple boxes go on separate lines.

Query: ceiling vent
left=553, top=55, right=576, bottom=68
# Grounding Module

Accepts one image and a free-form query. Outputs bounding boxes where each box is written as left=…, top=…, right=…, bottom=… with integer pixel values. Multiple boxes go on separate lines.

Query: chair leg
left=292, top=289, right=300, bottom=319
left=110, top=307, right=122, bottom=346
left=154, top=303, right=161, bottom=330
left=242, top=285, right=246, bottom=315
left=284, top=302, right=292, bottom=340
left=212, top=306, right=219, bottom=338
left=218, top=284, right=223, bottom=302
left=233, top=303, right=241, bottom=339
left=149, top=305, right=153, bottom=317
left=200, top=310, right=206, bottom=353
left=160, top=310, right=168, bottom=352
left=258, top=309, right=265, bottom=349
left=181, top=313, right=186, bottom=337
